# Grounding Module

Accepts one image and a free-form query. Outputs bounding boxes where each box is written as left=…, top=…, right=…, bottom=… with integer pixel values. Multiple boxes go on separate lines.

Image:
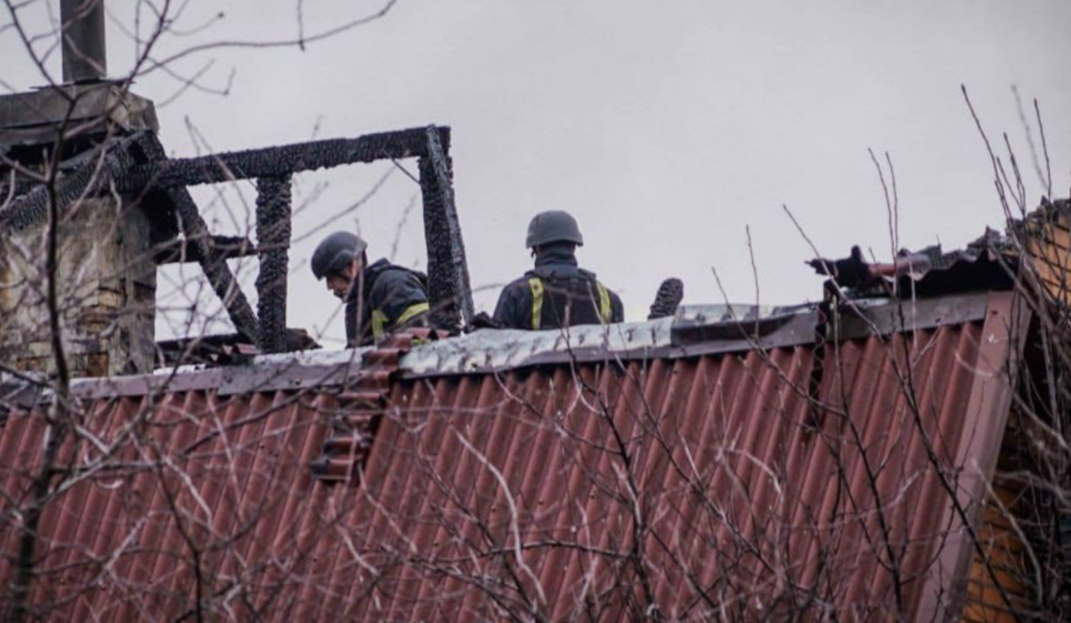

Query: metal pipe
left=60, top=0, right=107, bottom=83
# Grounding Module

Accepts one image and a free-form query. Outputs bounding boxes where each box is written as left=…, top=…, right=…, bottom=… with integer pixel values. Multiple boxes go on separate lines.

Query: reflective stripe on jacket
left=370, top=302, right=430, bottom=343
left=526, top=276, right=612, bottom=330
left=346, top=260, right=430, bottom=346
left=493, top=245, right=624, bottom=331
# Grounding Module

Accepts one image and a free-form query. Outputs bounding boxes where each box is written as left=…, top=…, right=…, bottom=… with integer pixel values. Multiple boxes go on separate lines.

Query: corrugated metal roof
left=0, top=292, right=1027, bottom=621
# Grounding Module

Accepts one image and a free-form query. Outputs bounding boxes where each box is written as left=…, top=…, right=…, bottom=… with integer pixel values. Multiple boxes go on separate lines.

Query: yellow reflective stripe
left=597, top=283, right=611, bottom=324
left=396, top=302, right=430, bottom=326
left=371, top=309, right=389, bottom=343
left=528, top=277, right=544, bottom=330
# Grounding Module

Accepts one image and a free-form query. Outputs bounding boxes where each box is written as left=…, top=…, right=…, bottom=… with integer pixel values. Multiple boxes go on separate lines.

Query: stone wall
left=0, top=197, right=156, bottom=377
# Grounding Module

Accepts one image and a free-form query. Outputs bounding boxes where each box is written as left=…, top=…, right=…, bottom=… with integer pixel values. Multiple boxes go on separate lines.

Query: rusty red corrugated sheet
left=0, top=293, right=1025, bottom=621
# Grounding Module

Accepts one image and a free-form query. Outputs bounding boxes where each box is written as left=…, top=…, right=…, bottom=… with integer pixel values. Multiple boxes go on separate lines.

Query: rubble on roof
left=155, top=329, right=320, bottom=366
left=833, top=218, right=1029, bottom=300
left=893, top=227, right=1018, bottom=296
left=887, top=198, right=1071, bottom=300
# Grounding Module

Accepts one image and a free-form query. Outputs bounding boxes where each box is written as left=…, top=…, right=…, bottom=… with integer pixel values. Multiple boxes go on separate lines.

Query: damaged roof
left=4, top=198, right=1066, bottom=621
left=0, top=280, right=1032, bottom=620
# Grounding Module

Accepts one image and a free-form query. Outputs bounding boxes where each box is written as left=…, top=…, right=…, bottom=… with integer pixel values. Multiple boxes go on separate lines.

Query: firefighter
left=311, top=231, right=430, bottom=346
left=493, top=210, right=624, bottom=330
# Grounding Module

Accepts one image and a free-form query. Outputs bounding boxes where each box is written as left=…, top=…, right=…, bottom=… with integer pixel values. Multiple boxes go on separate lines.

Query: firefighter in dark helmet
left=493, top=211, right=624, bottom=330
left=311, top=231, right=430, bottom=346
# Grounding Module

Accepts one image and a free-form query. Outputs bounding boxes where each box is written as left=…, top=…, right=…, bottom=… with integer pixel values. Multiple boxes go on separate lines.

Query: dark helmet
left=311, top=231, right=367, bottom=280
left=525, top=210, right=584, bottom=248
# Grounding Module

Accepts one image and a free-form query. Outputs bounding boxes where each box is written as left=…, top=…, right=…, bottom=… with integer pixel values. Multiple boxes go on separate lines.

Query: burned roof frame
left=32, top=290, right=999, bottom=400
left=0, top=124, right=475, bottom=355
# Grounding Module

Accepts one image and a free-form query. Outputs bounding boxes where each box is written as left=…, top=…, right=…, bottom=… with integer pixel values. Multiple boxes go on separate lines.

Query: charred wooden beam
left=117, top=126, right=450, bottom=191
left=2, top=127, right=451, bottom=228
left=165, top=186, right=259, bottom=342
left=0, top=132, right=150, bottom=232
left=153, top=235, right=256, bottom=265
left=254, top=176, right=293, bottom=353
left=155, top=328, right=318, bottom=367
left=1, top=125, right=463, bottom=348
left=0, top=177, right=46, bottom=202
left=128, top=134, right=260, bottom=341
left=648, top=278, right=684, bottom=320
left=418, top=125, right=474, bottom=330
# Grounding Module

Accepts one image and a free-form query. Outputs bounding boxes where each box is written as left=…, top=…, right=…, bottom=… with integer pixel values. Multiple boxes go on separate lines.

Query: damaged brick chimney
left=0, top=0, right=159, bottom=378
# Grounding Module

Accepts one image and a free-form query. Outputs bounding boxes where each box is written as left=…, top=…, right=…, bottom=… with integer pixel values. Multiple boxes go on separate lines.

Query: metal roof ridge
left=65, top=347, right=369, bottom=398
left=398, top=316, right=678, bottom=378
left=2, top=292, right=996, bottom=401
left=396, top=293, right=995, bottom=378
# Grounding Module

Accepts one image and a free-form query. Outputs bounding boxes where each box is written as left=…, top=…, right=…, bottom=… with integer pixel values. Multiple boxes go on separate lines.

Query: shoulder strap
left=371, top=309, right=389, bottom=344
left=527, top=277, right=544, bottom=330
left=596, top=282, right=611, bottom=324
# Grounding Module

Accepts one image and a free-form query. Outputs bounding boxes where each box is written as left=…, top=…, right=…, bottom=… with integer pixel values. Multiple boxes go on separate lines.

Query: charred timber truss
left=0, top=125, right=473, bottom=352
left=254, top=176, right=293, bottom=353
left=419, top=126, right=475, bottom=329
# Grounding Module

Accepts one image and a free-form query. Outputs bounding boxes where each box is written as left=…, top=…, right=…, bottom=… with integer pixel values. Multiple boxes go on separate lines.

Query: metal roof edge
left=397, top=318, right=673, bottom=378
left=69, top=348, right=368, bottom=399
left=398, top=292, right=994, bottom=378
left=45, top=292, right=996, bottom=398
left=0, top=375, right=49, bottom=411
left=916, top=290, right=1031, bottom=620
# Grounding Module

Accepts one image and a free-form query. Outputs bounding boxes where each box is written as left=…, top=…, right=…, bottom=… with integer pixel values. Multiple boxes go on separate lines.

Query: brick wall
left=0, top=197, right=156, bottom=377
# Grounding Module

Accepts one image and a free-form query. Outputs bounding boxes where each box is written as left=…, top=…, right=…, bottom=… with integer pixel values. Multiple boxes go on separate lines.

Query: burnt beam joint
left=128, top=133, right=262, bottom=346
left=168, top=188, right=259, bottom=342
left=129, top=132, right=261, bottom=343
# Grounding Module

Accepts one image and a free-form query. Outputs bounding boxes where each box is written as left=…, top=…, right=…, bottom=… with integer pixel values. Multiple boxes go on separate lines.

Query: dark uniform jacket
left=345, top=259, right=430, bottom=346
left=493, top=246, right=624, bottom=330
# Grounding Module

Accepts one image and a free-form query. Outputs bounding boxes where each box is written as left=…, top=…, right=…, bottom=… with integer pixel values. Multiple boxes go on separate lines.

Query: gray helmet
left=525, top=210, right=584, bottom=248
left=311, top=231, right=367, bottom=280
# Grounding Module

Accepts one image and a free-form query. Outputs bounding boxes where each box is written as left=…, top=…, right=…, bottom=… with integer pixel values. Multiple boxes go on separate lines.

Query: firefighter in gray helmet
left=493, top=211, right=624, bottom=330
left=311, top=231, right=430, bottom=346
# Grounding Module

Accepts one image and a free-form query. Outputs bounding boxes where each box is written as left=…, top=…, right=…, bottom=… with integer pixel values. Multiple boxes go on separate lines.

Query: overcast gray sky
left=4, top=0, right=1070, bottom=346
